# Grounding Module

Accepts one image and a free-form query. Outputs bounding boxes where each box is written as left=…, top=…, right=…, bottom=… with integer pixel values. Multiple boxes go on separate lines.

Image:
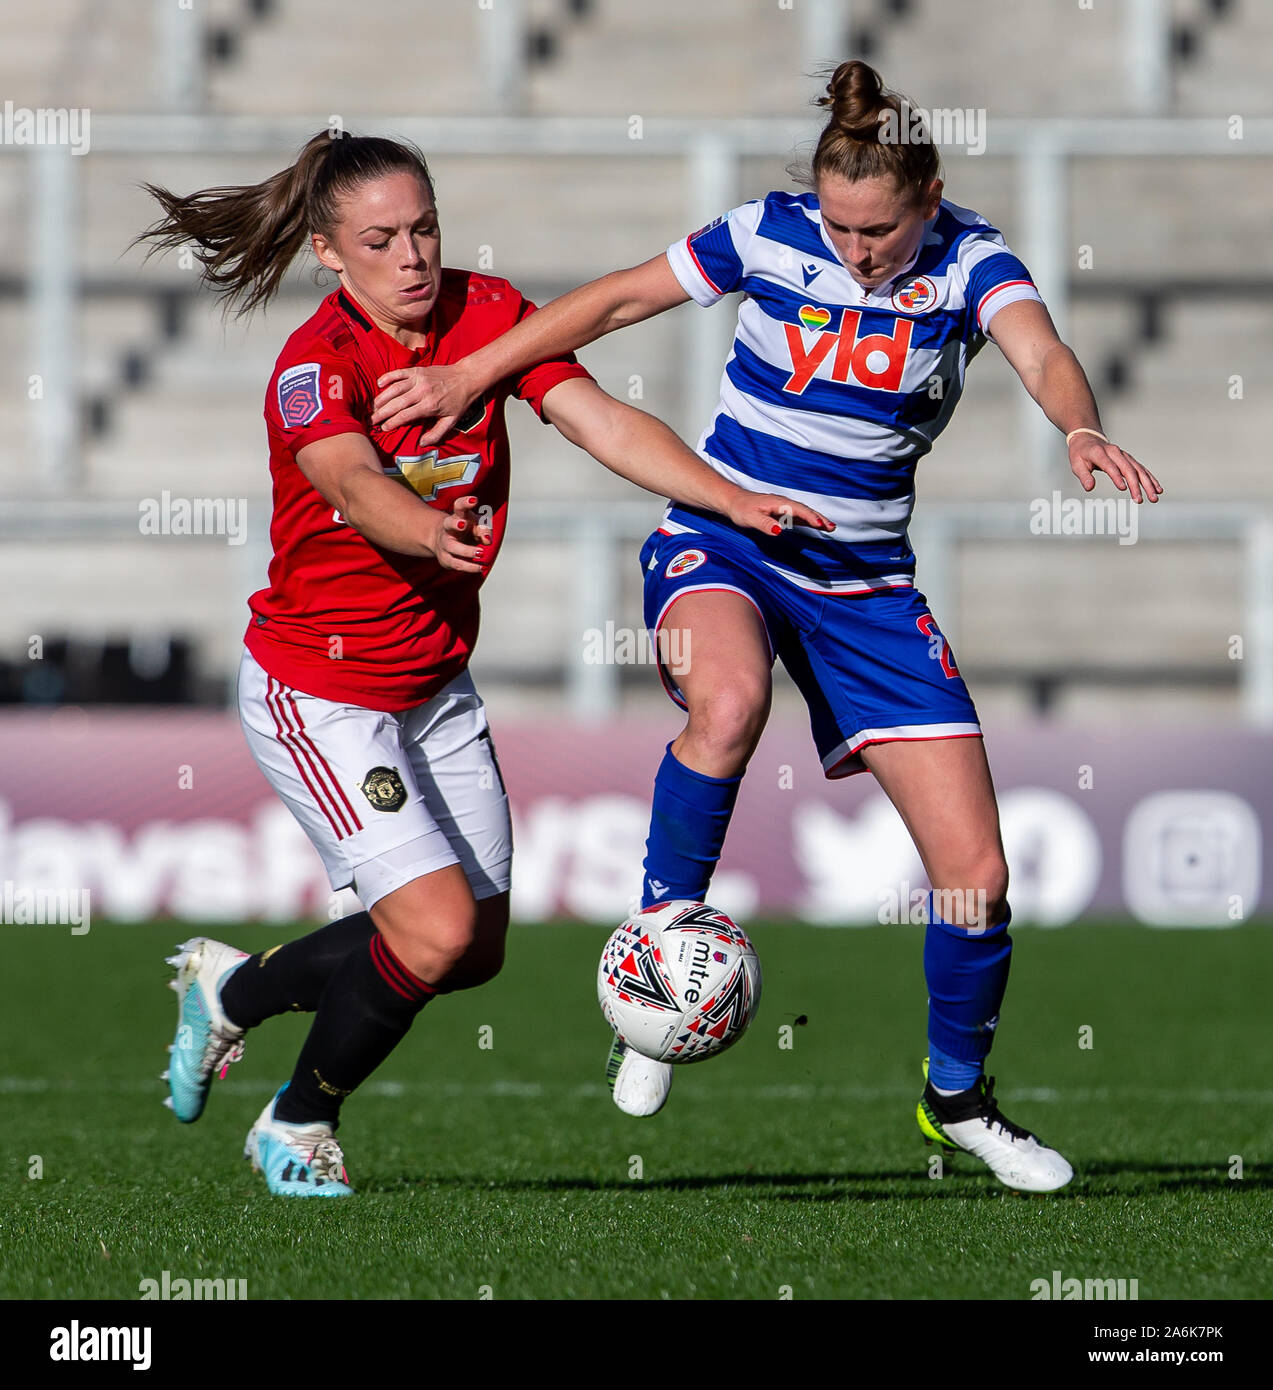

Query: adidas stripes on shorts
left=236, top=648, right=512, bottom=909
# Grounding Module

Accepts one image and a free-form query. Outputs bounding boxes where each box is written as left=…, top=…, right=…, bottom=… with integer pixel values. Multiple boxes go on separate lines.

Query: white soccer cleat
left=244, top=1086, right=355, bottom=1197
left=605, top=1036, right=673, bottom=1118
left=164, top=937, right=250, bottom=1123
left=917, top=1064, right=1074, bottom=1193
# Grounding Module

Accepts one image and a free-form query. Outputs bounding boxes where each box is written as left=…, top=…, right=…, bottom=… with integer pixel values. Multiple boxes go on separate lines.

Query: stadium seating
left=0, top=0, right=1268, bottom=718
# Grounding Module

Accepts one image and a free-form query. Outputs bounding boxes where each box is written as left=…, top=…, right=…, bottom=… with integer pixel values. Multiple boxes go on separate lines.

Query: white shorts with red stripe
left=236, top=648, right=511, bottom=909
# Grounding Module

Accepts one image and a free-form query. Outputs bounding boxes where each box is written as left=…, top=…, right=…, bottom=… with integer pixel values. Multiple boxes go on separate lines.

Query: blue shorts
left=640, top=527, right=982, bottom=779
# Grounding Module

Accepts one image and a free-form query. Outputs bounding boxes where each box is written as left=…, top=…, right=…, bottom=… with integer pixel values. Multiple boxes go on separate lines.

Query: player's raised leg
left=861, top=736, right=1072, bottom=1192
left=217, top=910, right=379, bottom=1028
left=644, top=588, right=774, bottom=899
left=611, top=585, right=773, bottom=1117
left=165, top=910, right=392, bottom=1124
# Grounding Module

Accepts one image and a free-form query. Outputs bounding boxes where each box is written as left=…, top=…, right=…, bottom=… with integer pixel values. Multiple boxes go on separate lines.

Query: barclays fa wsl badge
left=359, top=766, right=407, bottom=812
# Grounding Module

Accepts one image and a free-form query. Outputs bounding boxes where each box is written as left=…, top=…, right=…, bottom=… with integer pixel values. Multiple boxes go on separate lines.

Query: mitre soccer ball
left=597, top=901, right=762, bottom=1064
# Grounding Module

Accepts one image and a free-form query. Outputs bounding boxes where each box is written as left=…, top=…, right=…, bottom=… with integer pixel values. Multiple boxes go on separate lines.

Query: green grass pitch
left=2, top=920, right=1271, bottom=1300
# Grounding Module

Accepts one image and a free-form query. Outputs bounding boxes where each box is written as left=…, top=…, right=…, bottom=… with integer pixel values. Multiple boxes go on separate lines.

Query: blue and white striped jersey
left=662, top=192, right=1042, bottom=593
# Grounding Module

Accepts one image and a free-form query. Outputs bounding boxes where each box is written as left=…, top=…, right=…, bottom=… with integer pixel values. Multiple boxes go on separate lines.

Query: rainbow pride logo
left=798, top=305, right=832, bottom=332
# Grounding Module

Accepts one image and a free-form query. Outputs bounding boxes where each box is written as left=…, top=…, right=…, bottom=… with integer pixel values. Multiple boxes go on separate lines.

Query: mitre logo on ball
left=598, top=901, right=762, bottom=1064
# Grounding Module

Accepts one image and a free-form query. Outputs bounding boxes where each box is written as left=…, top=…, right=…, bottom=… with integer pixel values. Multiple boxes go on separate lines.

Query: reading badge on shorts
left=666, top=548, right=706, bottom=578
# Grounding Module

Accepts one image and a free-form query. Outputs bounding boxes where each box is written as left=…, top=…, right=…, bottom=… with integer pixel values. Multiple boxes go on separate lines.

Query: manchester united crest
left=359, top=766, right=408, bottom=812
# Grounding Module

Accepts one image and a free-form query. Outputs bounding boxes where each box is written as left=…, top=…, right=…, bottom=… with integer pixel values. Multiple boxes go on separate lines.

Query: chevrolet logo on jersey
left=782, top=306, right=914, bottom=395
left=386, top=450, right=482, bottom=502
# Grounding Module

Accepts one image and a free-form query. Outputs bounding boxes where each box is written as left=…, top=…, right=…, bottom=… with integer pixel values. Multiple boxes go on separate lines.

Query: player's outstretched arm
left=372, top=254, right=690, bottom=440
left=539, top=377, right=833, bottom=536
left=989, top=299, right=1164, bottom=503
left=295, top=434, right=488, bottom=572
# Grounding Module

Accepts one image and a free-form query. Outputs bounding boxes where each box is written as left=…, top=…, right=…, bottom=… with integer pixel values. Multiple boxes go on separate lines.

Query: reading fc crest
left=666, top=548, right=707, bottom=578
left=890, top=275, right=937, bottom=314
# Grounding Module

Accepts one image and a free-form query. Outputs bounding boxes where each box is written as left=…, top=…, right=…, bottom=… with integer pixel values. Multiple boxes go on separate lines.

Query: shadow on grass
left=355, top=1160, right=1273, bottom=1200
left=1072, top=1160, right=1273, bottom=1193
left=356, top=1170, right=1018, bottom=1201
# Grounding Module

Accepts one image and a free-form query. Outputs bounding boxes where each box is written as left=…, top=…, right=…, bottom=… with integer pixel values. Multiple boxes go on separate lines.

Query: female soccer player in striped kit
left=371, top=63, right=1164, bottom=1192
left=134, top=131, right=826, bottom=1196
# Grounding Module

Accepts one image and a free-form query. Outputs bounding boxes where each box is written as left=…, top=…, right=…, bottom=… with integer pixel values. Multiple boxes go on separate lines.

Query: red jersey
left=245, top=272, right=591, bottom=710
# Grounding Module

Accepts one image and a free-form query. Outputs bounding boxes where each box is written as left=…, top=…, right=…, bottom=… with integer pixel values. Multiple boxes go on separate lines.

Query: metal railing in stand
left=7, top=113, right=1273, bottom=491
left=3, top=497, right=1269, bottom=725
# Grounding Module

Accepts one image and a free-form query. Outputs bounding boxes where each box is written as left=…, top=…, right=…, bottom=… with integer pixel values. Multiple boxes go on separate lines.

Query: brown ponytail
left=800, top=60, right=941, bottom=203
left=130, top=131, right=437, bottom=317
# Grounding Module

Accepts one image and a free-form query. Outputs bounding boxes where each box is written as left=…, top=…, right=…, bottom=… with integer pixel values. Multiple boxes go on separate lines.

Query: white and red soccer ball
left=597, top=901, right=762, bottom=1064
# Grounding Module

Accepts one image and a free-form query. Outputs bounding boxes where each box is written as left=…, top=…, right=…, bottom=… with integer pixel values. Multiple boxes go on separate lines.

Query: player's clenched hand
left=721, top=492, right=835, bottom=537
left=373, top=364, right=478, bottom=442
left=426, top=495, right=492, bottom=574
left=1069, top=435, right=1163, bottom=504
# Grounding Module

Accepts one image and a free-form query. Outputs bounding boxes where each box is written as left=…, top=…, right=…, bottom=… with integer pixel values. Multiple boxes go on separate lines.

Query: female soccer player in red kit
left=135, top=131, right=827, bottom=1196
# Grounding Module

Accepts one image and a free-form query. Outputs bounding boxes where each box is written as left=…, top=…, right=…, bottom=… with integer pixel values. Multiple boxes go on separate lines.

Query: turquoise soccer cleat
left=163, top=937, right=249, bottom=1123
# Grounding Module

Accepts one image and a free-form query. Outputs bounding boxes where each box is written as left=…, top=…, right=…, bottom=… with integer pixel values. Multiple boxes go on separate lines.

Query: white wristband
left=1065, top=427, right=1108, bottom=446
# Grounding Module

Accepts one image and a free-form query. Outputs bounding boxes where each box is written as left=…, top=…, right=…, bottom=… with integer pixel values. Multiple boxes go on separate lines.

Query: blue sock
left=641, top=743, right=742, bottom=909
left=924, top=895, right=1012, bottom=1092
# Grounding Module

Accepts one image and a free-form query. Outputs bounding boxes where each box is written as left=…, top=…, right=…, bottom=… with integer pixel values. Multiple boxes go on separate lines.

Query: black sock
left=220, top=911, right=378, bottom=1029
left=273, top=931, right=436, bottom=1127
